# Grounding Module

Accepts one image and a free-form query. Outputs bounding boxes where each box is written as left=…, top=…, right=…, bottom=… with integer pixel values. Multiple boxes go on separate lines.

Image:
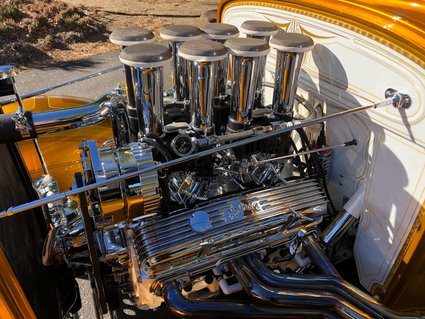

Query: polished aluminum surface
left=0, top=65, right=18, bottom=80
left=31, top=95, right=112, bottom=135
left=243, top=254, right=421, bottom=319
left=131, top=178, right=327, bottom=283
left=124, top=64, right=138, bottom=141
left=228, top=55, right=262, bottom=129
left=0, top=94, right=398, bottom=218
left=170, top=41, right=189, bottom=103
left=189, top=210, right=213, bottom=233
left=130, top=66, right=165, bottom=135
left=217, top=59, right=229, bottom=98
left=230, top=258, right=366, bottom=319
left=186, top=60, right=221, bottom=131
left=96, top=226, right=129, bottom=264
left=246, top=34, right=272, bottom=106
left=198, top=37, right=230, bottom=99
left=81, top=141, right=160, bottom=220
left=321, top=209, right=357, bottom=247
left=33, top=175, right=64, bottom=227
left=273, top=50, right=305, bottom=116
left=110, top=31, right=139, bottom=141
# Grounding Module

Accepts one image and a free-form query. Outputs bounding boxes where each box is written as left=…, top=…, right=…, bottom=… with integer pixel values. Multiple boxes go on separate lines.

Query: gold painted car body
left=2, top=96, right=113, bottom=191
left=0, top=247, right=36, bottom=319
left=218, top=0, right=425, bottom=67
left=2, top=0, right=425, bottom=316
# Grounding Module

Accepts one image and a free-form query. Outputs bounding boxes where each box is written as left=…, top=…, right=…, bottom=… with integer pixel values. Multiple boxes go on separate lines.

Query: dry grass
left=0, top=0, right=107, bottom=68
left=1, top=0, right=218, bottom=69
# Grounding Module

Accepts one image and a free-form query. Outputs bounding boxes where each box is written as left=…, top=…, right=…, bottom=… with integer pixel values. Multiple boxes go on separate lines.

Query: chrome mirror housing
left=0, top=65, right=18, bottom=81
left=0, top=65, right=29, bottom=131
left=0, top=65, right=18, bottom=97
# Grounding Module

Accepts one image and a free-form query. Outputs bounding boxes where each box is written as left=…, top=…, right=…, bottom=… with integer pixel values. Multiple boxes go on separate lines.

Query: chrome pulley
left=80, top=140, right=160, bottom=225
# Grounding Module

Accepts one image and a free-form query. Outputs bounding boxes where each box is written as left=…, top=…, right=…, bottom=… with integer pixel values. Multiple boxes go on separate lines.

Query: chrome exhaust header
left=162, top=282, right=339, bottom=319
left=228, top=237, right=424, bottom=319
left=159, top=236, right=423, bottom=319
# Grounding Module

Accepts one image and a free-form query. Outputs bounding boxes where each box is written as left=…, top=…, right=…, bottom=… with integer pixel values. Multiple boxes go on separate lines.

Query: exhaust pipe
left=229, top=259, right=369, bottom=319
left=232, top=239, right=424, bottom=319
left=321, top=184, right=366, bottom=247
left=162, top=282, right=339, bottom=319
left=245, top=254, right=424, bottom=319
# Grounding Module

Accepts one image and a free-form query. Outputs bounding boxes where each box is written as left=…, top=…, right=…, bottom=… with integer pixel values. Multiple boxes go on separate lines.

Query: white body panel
left=223, top=4, right=425, bottom=291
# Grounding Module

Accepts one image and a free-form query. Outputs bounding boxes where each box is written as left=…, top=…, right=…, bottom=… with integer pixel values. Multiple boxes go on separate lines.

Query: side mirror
left=0, top=65, right=18, bottom=97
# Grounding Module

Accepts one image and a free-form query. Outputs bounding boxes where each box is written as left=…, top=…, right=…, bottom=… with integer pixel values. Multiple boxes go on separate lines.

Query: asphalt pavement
left=16, top=51, right=122, bottom=100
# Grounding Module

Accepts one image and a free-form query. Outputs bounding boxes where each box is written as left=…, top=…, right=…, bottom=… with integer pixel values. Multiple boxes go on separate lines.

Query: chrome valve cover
left=131, top=178, right=327, bottom=285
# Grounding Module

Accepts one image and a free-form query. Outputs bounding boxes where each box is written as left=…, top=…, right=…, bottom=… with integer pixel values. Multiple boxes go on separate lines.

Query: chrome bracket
left=385, top=88, right=412, bottom=109
left=0, top=65, right=31, bottom=132
left=289, top=228, right=308, bottom=256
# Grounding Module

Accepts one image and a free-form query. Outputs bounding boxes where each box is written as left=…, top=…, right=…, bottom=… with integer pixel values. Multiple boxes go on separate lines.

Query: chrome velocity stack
left=225, top=38, right=270, bottom=131
left=110, top=28, right=155, bottom=141
left=201, top=23, right=239, bottom=43
left=240, top=20, right=279, bottom=107
left=119, top=43, right=172, bottom=136
left=160, top=25, right=204, bottom=103
left=240, top=20, right=279, bottom=41
left=178, top=39, right=228, bottom=133
left=201, top=23, right=239, bottom=98
left=270, top=32, right=314, bottom=117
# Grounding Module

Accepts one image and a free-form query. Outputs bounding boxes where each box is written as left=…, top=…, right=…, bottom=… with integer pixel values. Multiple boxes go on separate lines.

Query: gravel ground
left=45, top=0, right=219, bottom=64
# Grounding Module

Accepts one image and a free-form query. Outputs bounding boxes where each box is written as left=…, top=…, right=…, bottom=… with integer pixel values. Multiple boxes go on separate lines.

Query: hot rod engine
left=1, top=6, right=425, bottom=319
left=62, top=28, right=336, bottom=311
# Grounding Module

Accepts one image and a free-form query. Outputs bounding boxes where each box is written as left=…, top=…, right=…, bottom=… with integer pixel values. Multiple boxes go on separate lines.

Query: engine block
left=130, top=178, right=327, bottom=286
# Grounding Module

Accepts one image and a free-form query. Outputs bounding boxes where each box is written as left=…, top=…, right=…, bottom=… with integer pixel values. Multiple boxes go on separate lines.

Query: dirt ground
left=58, top=0, right=219, bottom=60
left=2, top=0, right=219, bottom=68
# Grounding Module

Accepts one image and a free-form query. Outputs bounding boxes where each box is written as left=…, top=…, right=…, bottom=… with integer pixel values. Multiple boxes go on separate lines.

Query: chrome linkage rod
left=254, top=139, right=358, bottom=164
left=0, top=90, right=410, bottom=218
left=0, top=65, right=122, bottom=106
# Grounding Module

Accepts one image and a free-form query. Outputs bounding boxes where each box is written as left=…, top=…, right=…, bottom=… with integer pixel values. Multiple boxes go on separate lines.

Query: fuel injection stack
left=109, top=21, right=314, bottom=155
